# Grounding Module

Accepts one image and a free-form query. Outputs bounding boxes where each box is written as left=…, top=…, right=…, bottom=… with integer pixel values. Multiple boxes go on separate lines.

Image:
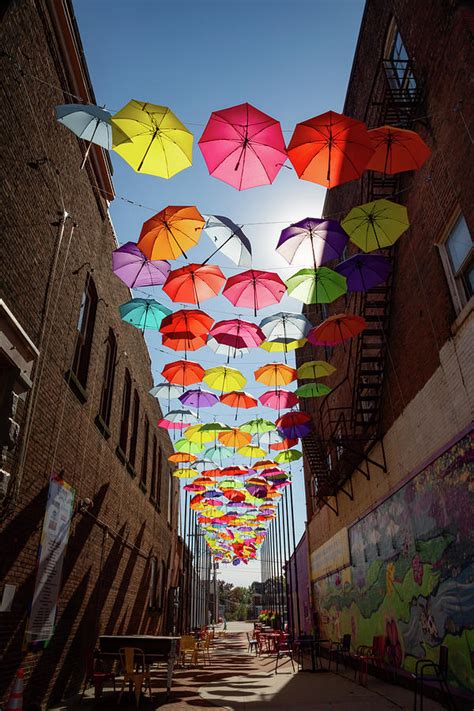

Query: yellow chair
left=179, top=635, right=198, bottom=667
left=196, top=634, right=212, bottom=665
left=118, top=647, right=152, bottom=706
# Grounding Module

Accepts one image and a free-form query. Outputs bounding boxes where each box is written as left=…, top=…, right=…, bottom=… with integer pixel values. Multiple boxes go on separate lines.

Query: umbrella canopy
left=259, top=430, right=285, bottom=447
left=198, top=102, right=287, bottom=190
left=295, top=382, right=332, bottom=398
left=204, top=366, right=247, bottom=393
left=335, top=253, right=392, bottom=292
left=253, top=460, right=279, bottom=470
left=308, top=313, right=367, bottom=346
left=259, top=312, right=311, bottom=343
left=220, top=391, right=258, bottom=418
left=204, top=445, right=233, bottom=465
left=168, top=452, right=198, bottom=463
left=341, top=199, right=410, bottom=252
left=218, top=429, right=252, bottom=449
left=260, top=338, right=306, bottom=354
left=160, top=309, right=214, bottom=352
left=138, top=205, right=205, bottom=260
left=149, top=382, right=185, bottom=399
left=179, top=388, right=219, bottom=411
left=223, top=269, right=286, bottom=316
left=209, top=320, right=265, bottom=350
left=237, top=444, right=267, bottom=459
left=269, top=437, right=299, bottom=451
left=175, top=438, right=202, bottom=455
left=162, top=359, right=205, bottom=386
left=183, top=425, right=215, bottom=445
left=163, top=263, right=225, bottom=306
left=254, top=363, right=297, bottom=387
left=287, top=110, right=374, bottom=188
left=367, top=126, right=431, bottom=175
left=285, top=267, right=347, bottom=304
left=161, top=409, right=198, bottom=426
left=240, top=418, right=276, bottom=436
left=276, top=218, right=348, bottom=267
left=244, top=477, right=269, bottom=498
left=203, top=215, right=252, bottom=266
left=119, top=298, right=172, bottom=330
left=199, top=422, right=233, bottom=433
left=207, top=337, right=249, bottom=359
left=162, top=331, right=207, bottom=353
left=111, top=101, right=193, bottom=177
left=173, top=468, right=198, bottom=479
left=297, top=360, right=336, bottom=379
left=157, top=418, right=187, bottom=431
left=276, top=411, right=312, bottom=439
left=112, top=242, right=170, bottom=288
left=259, top=390, right=299, bottom=410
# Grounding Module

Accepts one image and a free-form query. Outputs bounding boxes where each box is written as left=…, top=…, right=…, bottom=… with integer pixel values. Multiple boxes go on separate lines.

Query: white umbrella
left=203, top=214, right=252, bottom=266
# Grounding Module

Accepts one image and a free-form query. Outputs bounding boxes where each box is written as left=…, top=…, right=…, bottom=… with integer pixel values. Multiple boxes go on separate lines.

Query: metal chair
left=413, top=645, right=456, bottom=711
left=80, top=649, right=116, bottom=702
left=355, top=635, right=386, bottom=686
left=179, top=635, right=199, bottom=667
left=274, top=634, right=295, bottom=674
left=118, top=647, right=152, bottom=706
left=246, top=631, right=258, bottom=654
left=328, top=634, right=352, bottom=671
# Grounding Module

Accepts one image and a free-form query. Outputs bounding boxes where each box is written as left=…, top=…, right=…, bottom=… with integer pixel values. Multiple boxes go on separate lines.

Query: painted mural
left=314, top=432, right=474, bottom=694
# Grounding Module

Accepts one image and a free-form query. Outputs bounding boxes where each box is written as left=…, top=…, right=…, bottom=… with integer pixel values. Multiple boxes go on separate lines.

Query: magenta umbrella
left=112, top=241, right=170, bottom=288
left=209, top=319, right=265, bottom=350
left=223, top=269, right=286, bottom=316
left=259, top=389, right=299, bottom=413
left=198, top=102, right=287, bottom=190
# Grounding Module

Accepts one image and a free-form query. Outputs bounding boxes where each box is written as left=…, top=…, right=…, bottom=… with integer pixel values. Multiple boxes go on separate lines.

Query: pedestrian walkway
left=59, top=623, right=448, bottom=710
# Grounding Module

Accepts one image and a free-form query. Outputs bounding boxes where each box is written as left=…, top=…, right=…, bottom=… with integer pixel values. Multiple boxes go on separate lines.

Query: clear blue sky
left=74, top=0, right=365, bottom=586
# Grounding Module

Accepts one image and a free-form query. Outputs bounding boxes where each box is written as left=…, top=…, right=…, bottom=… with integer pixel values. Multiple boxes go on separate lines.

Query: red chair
left=80, top=649, right=116, bottom=701
left=355, top=635, right=386, bottom=686
left=274, top=635, right=295, bottom=674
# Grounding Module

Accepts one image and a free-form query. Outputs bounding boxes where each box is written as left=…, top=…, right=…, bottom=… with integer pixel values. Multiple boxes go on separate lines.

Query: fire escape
left=302, top=59, right=424, bottom=515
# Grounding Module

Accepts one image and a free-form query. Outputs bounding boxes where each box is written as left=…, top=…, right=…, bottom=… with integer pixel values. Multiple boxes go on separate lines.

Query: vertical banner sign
left=26, top=474, right=75, bottom=642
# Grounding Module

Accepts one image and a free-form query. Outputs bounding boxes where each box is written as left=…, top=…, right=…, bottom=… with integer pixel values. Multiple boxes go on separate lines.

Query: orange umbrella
left=160, top=309, right=214, bottom=352
left=254, top=362, right=297, bottom=387
left=162, top=359, right=205, bottom=386
left=162, top=332, right=207, bottom=352
left=138, top=205, right=205, bottom=260
left=168, top=452, right=197, bottom=463
left=220, top=391, right=258, bottom=420
left=253, top=459, right=278, bottom=470
left=287, top=110, right=374, bottom=188
left=218, top=428, right=252, bottom=449
left=308, top=313, right=367, bottom=346
left=163, top=263, right=225, bottom=307
left=269, top=437, right=298, bottom=451
left=366, top=126, right=431, bottom=175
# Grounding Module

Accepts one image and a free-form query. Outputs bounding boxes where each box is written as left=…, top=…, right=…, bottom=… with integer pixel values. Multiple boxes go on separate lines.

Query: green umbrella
left=240, top=418, right=275, bottom=436
left=341, top=198, right=409, bottom=252
left=274, top=449, right=303, bottom=463
left=174, top=438, right=202, bottom=455
left=295, top=382, right=332, bottom=398
left=285, top=267, right=347, bottom=304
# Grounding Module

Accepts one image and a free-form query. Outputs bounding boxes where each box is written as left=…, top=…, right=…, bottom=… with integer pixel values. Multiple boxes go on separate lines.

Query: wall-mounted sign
left=310, top=527, right=350, bottom=581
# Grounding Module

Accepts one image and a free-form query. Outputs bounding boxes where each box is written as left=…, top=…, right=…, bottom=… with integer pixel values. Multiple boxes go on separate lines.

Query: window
left=97, top=329, right=117, bottom=431
left=149, top=557, right=158, bottom=611
left=71, top=276, right=97, bottom=390
left=384, top=21, right=417, bottom=101
left=167, top=472, right=173, bottom=526
left=438, top=213, right=473, bottom=314
left=140, top=415, right=150, bottom=489
left=118, top=369, right=132, bottom=455
left=156, top=444, right=163, bottom=506
left=128, top=390, right=140, bottom=469
left=150, top=435, right=158, bottom=501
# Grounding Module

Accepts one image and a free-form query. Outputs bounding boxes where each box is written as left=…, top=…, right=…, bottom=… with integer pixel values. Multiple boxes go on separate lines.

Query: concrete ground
left=55, top=622, right=456, bottom=710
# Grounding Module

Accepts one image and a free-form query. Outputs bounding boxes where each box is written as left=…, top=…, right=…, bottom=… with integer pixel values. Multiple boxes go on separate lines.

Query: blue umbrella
left=119, top=298, right=172, bottom=330
left=204, top=445, right=233, bottom=465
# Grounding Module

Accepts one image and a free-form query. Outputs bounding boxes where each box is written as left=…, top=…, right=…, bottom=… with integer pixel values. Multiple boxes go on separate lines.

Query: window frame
left=128, top=389, right=140, bottom=471
left=150, top=434, right=158, bottom=503
left=155, top=444, right=163, bottom=508
left=96, top=328, right=117, bottom=435
left=140, top=414, right=150, bottom=491
left=383, top=20, right=417, bottom=102
left=436, top=210, right=473, bottom=315
left=118, top=368, right=132, bottom=459
left=70, top=275, right=98, bottom=394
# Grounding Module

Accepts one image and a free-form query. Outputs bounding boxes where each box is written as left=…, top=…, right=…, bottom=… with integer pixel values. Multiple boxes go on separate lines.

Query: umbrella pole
left=80, top=118, right=100, bottom=170
left=202, top=233, right=234, bottom=266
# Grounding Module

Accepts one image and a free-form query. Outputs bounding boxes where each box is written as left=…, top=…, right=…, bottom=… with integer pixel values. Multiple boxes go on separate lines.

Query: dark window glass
left=98, top=329, right=117, bottom=426
left=150, top=435, right=157, bottom=500
left=156, top=445, right=163, bottom=506
left=385, top=28, right=417, bottom=100
left=141, top=415, right=150, bottom=487
left=129, top=390, right=140, bottom=468
left=119, top=369, right=132, bottom=454
left=72, top=276, right=97, bottom=388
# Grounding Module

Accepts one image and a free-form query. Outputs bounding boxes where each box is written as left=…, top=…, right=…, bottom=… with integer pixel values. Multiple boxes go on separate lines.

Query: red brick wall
left=0, top=1, right=179, bottom=705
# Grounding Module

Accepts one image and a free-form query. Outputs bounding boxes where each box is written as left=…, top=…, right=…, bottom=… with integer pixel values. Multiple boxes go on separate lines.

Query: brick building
left=298, top=0, right=473, bottom=700
left=0, top=0, right=181, bottom=705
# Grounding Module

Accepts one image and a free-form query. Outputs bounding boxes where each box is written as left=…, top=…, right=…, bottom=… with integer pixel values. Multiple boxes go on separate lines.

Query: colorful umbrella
left=259, top=431, right=285, bottom=447
left=335, top=253, right=392, bottom=292
left=367, top=126, right=431, bottom=175
left=203, top=215, right=252, bottom=266
left=260, top=338, right=307, bottom=354
left=168, top=452, right=198, bottom=463
left=285, top=267, right=347, bottom=304
left=111, top=101, right=193, bottom=177
left=287, top=110, right=374, bottom=188
left=207, top=337, right=249, bottom=360
left=220, top=391, right=258, bottom=420
left=276, top=411, right=312, bottom=439
left=259, top=312, right=311, bottom=343
left=204, top=445, right=233, bottom=465
left=119, top=298, right=172, bottom=330
left=160, top=309, right=214, bottom=353
left=218, top=429, right=252, bottom=449
left=199, top=422, right=233, bottom=433
left=175, top=438, right=202, bottom=455
left=209, top=320, right=265, bottom=350
left=163, top=263, right=225, bottom=306
left=341, top=199, right=409, bottom=252
left=198, top=102, right=287, bottom=190
left=161, top=409, right=198, bottom=427
left=254, top=363, right=297, bottom=387
left=157, top=418, right=187, bottom=431
left=297, top=360, right=336, bottom=379
left=295, top=382, right=332, bottom=398
left=223, top=269, right=286, bottom=316
left=138, top=205, right=205, bottom=260
left=276, top=218, right=348, bottom=267
left=173, top=468, right=198, bottom=479
left=162, top=331, right=207, bottom=353
left=274, top=449, right=302, bottom=464
left=259, top=390, right=299, bottom=410
left=112, top=242, right=170, bottom=288
left=253, top=460, right=279, bottom=470
left=179, top=388, right=219, bottom=415
left=308, top=313, right=367, bottom=346
left=269, top=437, right=298, bottom=451
left=183, top=425, right=215, bottom=445
left=149, top=382, right=185, bottom=410
left=162, top=360, right=205, bottom=386
left=244, top=477, right=269, bottom=499
left=237, top=444, right=267, bottom=459
left=204, top=366, right=247, bottom=393
left=240, top=418, right=275, bottom=436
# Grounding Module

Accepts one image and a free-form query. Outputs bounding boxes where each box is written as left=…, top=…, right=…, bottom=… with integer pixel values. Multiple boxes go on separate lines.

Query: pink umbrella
left=223, top=269, right=286, bottom=316
left=198, top=102, right=287, bottom=190
left=259, top=389, right=299, bottom=412
left=209, top=319, right=265, bottom=350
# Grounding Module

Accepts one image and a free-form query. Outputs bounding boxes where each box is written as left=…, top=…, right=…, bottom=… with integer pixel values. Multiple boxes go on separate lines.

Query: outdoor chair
left=274, top=635, right=295, bottom=674
left=413, top=645, right=456, bottom=711
left=179, top=635, right=198, bottom=667
left=118, top=647, right=152, bottom=706
left=246, top=631, right=258, bottom=654
left=196, top=634, right=212, bottom=665
left=328, top=633, right=352, bottom=672
left=80, top=649, right=116, bottom=702
left=354, top=635, right=386, bottom=686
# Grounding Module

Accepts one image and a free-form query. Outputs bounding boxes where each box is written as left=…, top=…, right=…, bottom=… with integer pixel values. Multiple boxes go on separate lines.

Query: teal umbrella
left=204, top=445, right=233, bottom=465
left=119, top=298, right=172, bottom=330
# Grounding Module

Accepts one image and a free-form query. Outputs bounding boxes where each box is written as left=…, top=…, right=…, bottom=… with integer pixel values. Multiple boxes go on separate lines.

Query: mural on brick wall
left=314, top=432, right=474, bottom=693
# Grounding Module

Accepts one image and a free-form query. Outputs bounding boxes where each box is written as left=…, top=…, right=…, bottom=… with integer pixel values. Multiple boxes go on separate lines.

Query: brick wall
left=0, top=0, right=179, bottom=705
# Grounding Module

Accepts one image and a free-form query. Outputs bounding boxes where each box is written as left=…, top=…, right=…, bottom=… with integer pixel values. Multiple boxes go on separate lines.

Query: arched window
left=128, top=389, right=140, bottom=469
left=119, top=368, right=132, bottom=455
left=98, top=329, right=117, bottom=430
left=71, top=275, right=97, bottom=389
left=140, top=415, right=150, bottom=489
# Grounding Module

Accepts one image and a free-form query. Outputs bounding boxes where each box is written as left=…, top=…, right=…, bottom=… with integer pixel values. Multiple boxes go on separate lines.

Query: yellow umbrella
left=297, top=360, right=336, bottom=379
left=260, top=338, right=307, bottom=353
left=237, top=444, right=267, bottom=459
left=203, top=366, right=246, bottom=393
left=111, top=100, right=193, bottom=177
left=183, top=424, right=215, bottom=446
left=341, top=199, right=409, bottom=252
left=172, top=467, right=196, bottom=479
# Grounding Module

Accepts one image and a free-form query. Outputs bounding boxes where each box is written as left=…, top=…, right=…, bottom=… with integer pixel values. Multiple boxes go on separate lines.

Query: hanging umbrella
left=240, top=418, right=275, bottom=437
left=111, top=100, right=193, bottom=177
left=274, top=449, right=303, bottom=463
left=198, top=102, right=287, bottom=190
left=223, top=489, right=247, bottom=504
left=218, top=429, right=252, bottom=449
left=260, top=338, right=307, bottom=355
left=308, top=313, right=367, bottom=346
left=341, top=199, right=409, bottom=253
left=276, top=218, right=348, bottom=267
left=173, top=468, right=198, bottom=479
left=259, top=311, right=311, bottom=343
left=179, top=388, right=219, bottom=416
left=160, top=309, right=214, bottom=353
left=204, top=445, right=233, bottom=466
left=160, top=409, right=198, bottom=428
left=335, top=253, right=392, bottom=292
left=253, top=460, right=279, bottom=470
left=184, top=482, right=206, bottom=492
left=203, top=215, right=252, bottom=266
left=193, top=476, right=215, bottom=487
left=163, top=263, right=225, bottom=306
left=285, top=267, right=347, bottom=304
left=162, top=359, right=205, bottom=386
left=223, top=269, right=286, bottom=316
left=209, top=320, right=265, bottom=350
left=259, top=430, right=285, bottom=447
left=295, top=382, right=332, bottom=398
left=193, top=459, right=215, bottom=471
left=203, top=366, right=246, bottom=393
left=199, top=422, right=232, bottom=434
left=119, top=298, right=172, bottom=330
left=175, top=438, right=202, bottom=455
left=162, top=331, right=207, bottom=353
left=237, top=444, right=267, bottom=459
left=297, top=360, right=336, bottom=379
left=112, top=242, right=170, bottom=288
left=269, top=437, right=299, bottom=451
left=183, top=425, right=215, bottom=446
left=254, top=363, right=296, bottom=387
left=220, top=391, right=258, bottom=420
left=207, top=337, right=249, bottom=359
left=149, top=382, right=185, bottom=410
left=219, top=465, right=250, bottom=477
left=276, top=411, right=312, bottom=439
left=259, top=390, right=299, bottom=410
left=138, top=205, right=205, bottom=260
left=367, top=125, right=431, bottom=175
left=244, top=477, right=269, bottom=499
left=168, top=452, right=198, bottom=463
left=287, top=110, right=374, bottom=188
left=157, top=418, right=187, bottom=431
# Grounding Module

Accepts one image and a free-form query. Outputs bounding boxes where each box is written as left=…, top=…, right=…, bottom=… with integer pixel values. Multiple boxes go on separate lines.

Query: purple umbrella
left=179, top=388, right=219, bottom=416
left=112, top=241, right=170, bottom=288
left=335, top=253, right=392, bottom=292
left=276, top=218, right=348, bottom=267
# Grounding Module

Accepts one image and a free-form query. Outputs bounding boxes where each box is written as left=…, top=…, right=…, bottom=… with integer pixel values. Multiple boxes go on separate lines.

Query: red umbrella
left=160, top=309, right=214, bottom=352
left=162, top=360, right=205, bottom=386
left=220, top=391, right=258, bottom=420
left=287, top=110, right=374, bottom=188
left=209, top=319, right=265, bottom=350
left=276, top=411, right=312, bottom=439
left=163, top=263, right=225, bottom=307
left=269, top=437, right=299, bottom=451
left=198, top=102, right=287, bottom=190
left=366, top=125, right=431, bottom=175
left=259, top=389, right=299, bottom=412
left=307, top=313, right=367, bottom=346
left=223, top=269, right=286, bottom=316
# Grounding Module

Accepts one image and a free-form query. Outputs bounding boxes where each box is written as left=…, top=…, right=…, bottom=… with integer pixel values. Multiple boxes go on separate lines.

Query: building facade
left=0, top=0, right=180, bottom=705
left=298, top=0, right=473, bottom=700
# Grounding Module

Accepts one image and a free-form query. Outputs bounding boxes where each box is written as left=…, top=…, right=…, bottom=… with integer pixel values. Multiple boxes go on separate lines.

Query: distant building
left=0, top=0, right=179, bottom=705
left=285, top=532, right=312, bottom=637
left=298, top=0, right=473, bottom=701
